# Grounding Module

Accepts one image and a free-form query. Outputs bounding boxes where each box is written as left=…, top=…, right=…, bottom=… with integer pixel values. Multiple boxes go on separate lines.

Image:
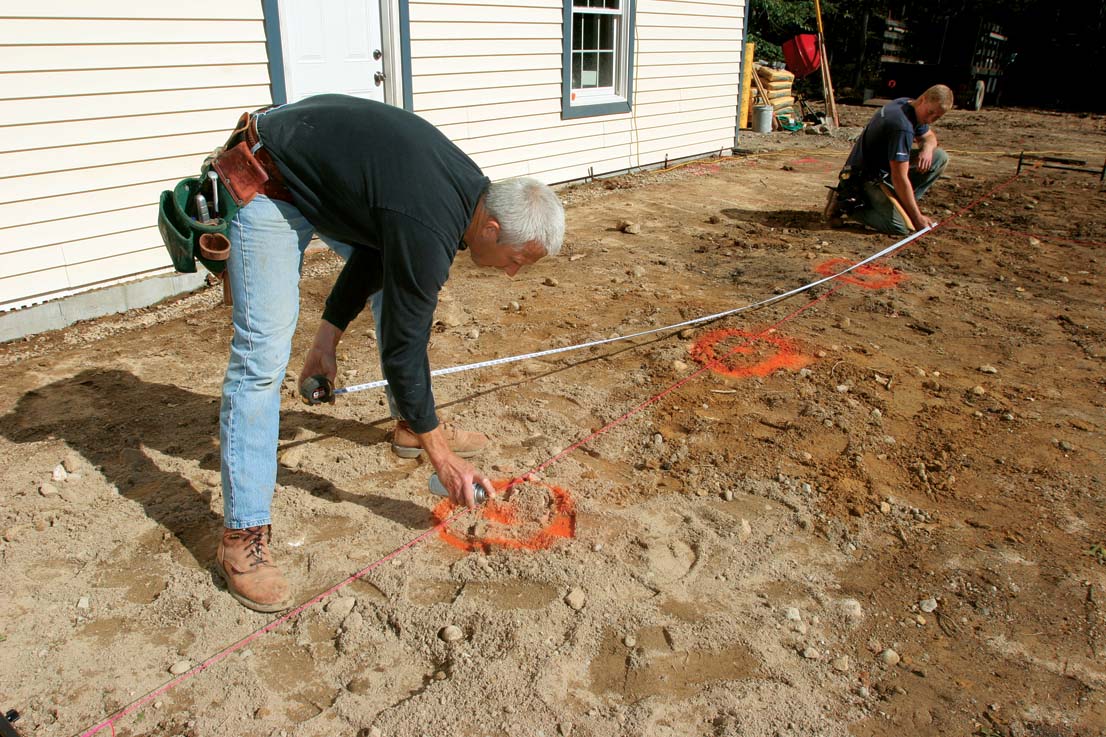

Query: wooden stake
left=812, top=0, right=839, bottom=127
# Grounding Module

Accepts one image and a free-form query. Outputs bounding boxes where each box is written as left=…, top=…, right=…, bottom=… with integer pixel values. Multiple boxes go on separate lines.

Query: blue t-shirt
left=845, top=98, right=929, bottom=181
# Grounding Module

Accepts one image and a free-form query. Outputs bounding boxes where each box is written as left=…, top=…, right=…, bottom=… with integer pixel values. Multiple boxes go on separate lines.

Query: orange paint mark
left=814, top=258, right=908, bottom=290
left=689, top=329, right=813, bottom=378
left=431, top=480, right=576, bottom=553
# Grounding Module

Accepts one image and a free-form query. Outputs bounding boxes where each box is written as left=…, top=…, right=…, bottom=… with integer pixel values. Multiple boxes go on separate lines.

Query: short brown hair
left=919, top=84, right=954, bottom=112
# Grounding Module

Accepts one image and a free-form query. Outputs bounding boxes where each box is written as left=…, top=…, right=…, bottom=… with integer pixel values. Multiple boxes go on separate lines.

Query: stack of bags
left=754, top=64, right=796, bottom=121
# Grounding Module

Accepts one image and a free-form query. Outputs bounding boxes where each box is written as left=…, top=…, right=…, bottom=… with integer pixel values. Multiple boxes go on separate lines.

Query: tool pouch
left=157, top=173, right=237, bottom=275
left=833, top=165, right=866, bottom=214
left=212, top=141, right=271, bottom=207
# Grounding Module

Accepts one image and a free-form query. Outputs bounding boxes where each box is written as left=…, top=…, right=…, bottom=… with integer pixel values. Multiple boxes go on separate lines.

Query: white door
left=278, top=0, right=386, bottom=103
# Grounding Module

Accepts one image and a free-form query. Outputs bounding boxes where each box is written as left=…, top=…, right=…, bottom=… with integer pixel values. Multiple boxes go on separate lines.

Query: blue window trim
left=561, top=0, right=636, bottom=120
left=261, top=0, right=413, bottom=111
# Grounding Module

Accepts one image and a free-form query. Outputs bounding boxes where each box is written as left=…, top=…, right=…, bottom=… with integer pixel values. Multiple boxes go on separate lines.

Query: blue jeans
left=220, top=195, right=395, bottom=528
left=853, top=148, right=949, bottom=235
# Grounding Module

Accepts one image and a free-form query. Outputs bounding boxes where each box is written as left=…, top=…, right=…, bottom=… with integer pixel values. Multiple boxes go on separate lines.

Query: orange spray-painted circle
left=814, top=258, right=908, bottom=290
left=431, top=479, right=577, bottom=553
left=689, top=329, right=812, bottom=378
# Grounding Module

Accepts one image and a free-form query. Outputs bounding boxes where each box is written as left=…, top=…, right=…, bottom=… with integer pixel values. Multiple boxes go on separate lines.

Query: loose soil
left=1, top=105, right=1104, bottom=737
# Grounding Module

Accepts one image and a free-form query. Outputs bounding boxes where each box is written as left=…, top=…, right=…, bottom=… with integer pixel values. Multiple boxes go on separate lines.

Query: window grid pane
left=569, top=1, right=626, bottom=97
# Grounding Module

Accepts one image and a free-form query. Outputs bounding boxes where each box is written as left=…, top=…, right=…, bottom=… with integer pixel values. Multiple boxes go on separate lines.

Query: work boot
left=216, top=525, right=292, bottom=613
left=391, top=420, right=489, bottom=459
left=823, top=188, right=841, bottom=222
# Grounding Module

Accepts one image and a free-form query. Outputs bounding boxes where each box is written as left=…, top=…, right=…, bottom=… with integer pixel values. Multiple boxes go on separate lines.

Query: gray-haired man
left=215, top=94, right=565, bottom=612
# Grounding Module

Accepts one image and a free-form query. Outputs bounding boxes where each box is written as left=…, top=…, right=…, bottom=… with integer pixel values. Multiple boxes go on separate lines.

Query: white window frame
left=562, top=0, right=636, bottom=119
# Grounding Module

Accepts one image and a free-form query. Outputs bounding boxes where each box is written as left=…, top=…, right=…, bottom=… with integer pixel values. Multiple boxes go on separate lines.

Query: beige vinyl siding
left=0, top=4, right=270, bottom=311
left=408, top=0, right=745, bottom=184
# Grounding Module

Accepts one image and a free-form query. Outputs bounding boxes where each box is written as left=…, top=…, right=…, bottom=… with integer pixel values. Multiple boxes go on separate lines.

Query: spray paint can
left=428, top=473, right=487, bottom=504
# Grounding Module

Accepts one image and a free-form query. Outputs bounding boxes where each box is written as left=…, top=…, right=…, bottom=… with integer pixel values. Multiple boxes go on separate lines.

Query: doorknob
left=374, top=71, right=387, bottom=85
left=373, top=49, right=383, bottom=60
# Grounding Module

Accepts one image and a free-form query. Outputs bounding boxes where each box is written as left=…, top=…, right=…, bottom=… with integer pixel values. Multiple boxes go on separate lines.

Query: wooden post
left=813, top=0, right=839, bottom=127
left=739, top=41, right=755, bottom=129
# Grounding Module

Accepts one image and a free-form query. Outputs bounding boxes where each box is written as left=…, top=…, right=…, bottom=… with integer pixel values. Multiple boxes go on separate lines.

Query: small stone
left=1001, top=412, right=1015, bottom=421
left=77, top=596, right=90, bottom=610
left=722, top=490, right=734, bottom=502
left=1058, top=440, right=1074, bottom=452
left=915, top=614, right=927, bottom=626
left=879, top=649, right=900, bottom=666
left=62, top=454, right=82, bottom=473
left=543, top=277, right=559, bottom=287
left=739, top=518, right=752, bottom=540
left=798, top=368, right=813, bottom=379
left=2, top=526, right=22, bottom=542
left=919, top=597, right=938, bottom=613
left=652, top=433, right=664, bottom=447
left=784, top=607, right=802, bottom=621
left=467, top=328, right=480, bottom=340
left=879, top=501, right=891, bottom=514
left=51, top=465, right=68, bottom=482
left=1028, top=237, right=1041, bottom=246
left=592, top=542, right=603, bottom=552
left=838, top=317, right=851, bottom=329
left=439, top=625, right=464, bottom=642
left=623, top=634, right=637, bottom=647
left=835, top=384, right=850, bottom=393
left=325, top=596, right=356, bottom=619
left=39, top=482, right=59, bottom=497
left=978, top=365, right=998, bottom=374
left=858, top=685, right=870, bottom=698
left=802, top=646, right=821, bottom=660
left=342, top=612, right=364, bottom=632
left=368, top=728, right=383, bottom=737
left=840, top=599, right=864, bottom=620
left=871, top=408, right=882, bottom=419
left=672, top=360, right=689, bottom=372
left=509, top=301, right=521, bottom=312
left=558, top=722, right=574, bottom=736
left=971, top=385, right=986, bottom=396
left=169, top=660, right=192, bottom=675
left=678, top=328, right=695, bottom=339
left=832, top=656, right=850, bottom=672
left=564, top=588, right=587, bottom=611
left=630, top=265, right=646, bottom=278
left=619, top=221, right=642, bottom=235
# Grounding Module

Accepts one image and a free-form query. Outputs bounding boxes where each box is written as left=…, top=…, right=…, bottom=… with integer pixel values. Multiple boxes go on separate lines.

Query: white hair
left=485, top=177, right=565, bottom=256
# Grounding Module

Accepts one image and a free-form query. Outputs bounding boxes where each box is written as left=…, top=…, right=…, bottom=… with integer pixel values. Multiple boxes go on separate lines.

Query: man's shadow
left=720, top=207, right=869, bottom=234
left=0, top=369, right=428, bottom=569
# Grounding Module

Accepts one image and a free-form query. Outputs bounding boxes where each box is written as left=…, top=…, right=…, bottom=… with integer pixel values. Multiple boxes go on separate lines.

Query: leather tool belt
left=212, top=108, right=293, bottom=206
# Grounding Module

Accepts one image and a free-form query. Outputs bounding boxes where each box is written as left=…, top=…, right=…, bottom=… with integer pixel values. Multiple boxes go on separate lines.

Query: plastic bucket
left=753, top=105, right=774, bottom=134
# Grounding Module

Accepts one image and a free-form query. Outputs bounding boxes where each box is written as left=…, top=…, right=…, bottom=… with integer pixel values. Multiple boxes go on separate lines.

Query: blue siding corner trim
left=261, top=0, right=287, bottom=105
left=561, top=0, right=636, bottom=120
left=400, top=0, right=413, bottom=111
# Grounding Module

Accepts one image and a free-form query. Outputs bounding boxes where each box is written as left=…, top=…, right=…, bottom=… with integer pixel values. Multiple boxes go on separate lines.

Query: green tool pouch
left=157, top=172, right=239, bottom=275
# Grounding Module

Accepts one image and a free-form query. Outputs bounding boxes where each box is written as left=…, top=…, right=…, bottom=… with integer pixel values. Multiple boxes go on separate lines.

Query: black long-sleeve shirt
left=256, top=95, right=489, bottom=433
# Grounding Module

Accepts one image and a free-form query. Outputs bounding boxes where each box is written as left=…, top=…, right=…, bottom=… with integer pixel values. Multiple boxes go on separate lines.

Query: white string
left=334, top=224, right=934, bottom=396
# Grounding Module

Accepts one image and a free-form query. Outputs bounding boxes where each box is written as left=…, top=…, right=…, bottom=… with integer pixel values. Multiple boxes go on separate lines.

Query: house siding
left=0, top=0, right=746, bottom=324
left=408, top=0, right=745, bottom=182
left=0, top=3, right=272, bottom=311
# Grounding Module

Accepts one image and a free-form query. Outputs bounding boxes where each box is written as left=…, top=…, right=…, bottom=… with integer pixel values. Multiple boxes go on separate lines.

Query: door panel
left=280, top=0, right=384, bottom=103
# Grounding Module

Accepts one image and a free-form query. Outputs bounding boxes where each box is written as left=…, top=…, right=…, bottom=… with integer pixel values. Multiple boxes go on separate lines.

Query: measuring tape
left=327, top=224, right=934, bottom=397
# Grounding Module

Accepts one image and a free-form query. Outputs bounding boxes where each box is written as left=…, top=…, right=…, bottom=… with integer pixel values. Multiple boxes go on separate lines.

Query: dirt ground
left=1, top=104, right=1104, bottom=737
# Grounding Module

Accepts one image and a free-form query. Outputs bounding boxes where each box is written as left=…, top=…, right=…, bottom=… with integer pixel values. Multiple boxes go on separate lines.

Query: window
left=562, top=0, right=635, bottom=119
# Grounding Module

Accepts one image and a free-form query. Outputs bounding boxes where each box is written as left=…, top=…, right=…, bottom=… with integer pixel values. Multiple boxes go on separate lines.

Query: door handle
left=374, top=71, right=386, bottom=86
